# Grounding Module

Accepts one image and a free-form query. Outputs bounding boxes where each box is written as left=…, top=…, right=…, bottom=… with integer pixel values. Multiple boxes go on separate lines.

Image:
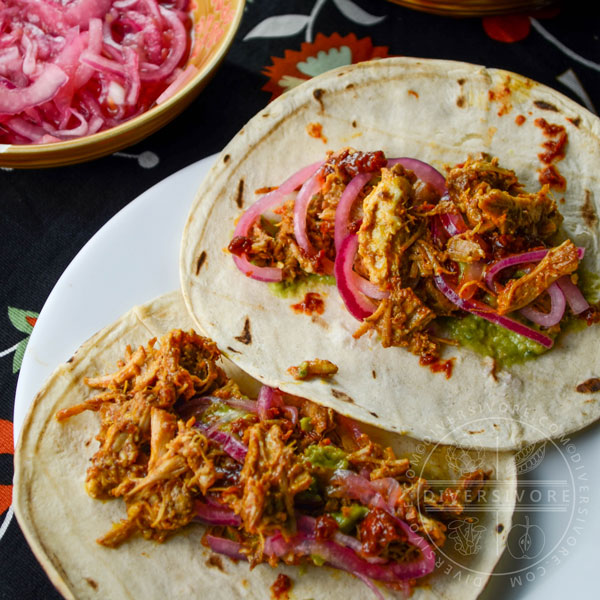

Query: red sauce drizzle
left=419, top=355, right=454, bottom=379
left=538, top=165, right=566, bottom=191
left=315, top=515, right=339, bottom=541
left=534, top=118, right=568, bottom=190
left=323, top=149, right=387, bottom=180
left=228, top=235, right=253, bottom=256
left=270, top=573, right=292, bottom=600
left=291, top=292, right=325, bottom=315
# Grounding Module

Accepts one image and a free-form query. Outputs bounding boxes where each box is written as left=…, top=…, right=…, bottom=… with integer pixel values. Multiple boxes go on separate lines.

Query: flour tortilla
left=14, top=291, right=515, bottom=600
left=180, top=57, right=600, bottom=450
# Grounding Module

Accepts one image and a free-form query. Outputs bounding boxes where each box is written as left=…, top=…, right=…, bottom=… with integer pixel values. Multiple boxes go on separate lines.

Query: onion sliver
left=557, top=275, right=590, bottom=314
left=0, top=64, right=68, bottom=114
left=433, top=274, right=553, bottom=348
left=485, top=247, right=585, bottom=290
left=205, top=535, right=247, bottom=561
left=293, top=171, right=322, bottom=255
left=439, top=211, right=468, bottom=236
left=386, top=157, right=447, bottom=196
left=195, top=500, right=241, bottom=527
left=334, top=234, right=377, bottom=320
left=334, top=172, right=371, bottom=252
left=520, top=283, right=566, bottom=327
left=231, top=161, right=323, bottom=282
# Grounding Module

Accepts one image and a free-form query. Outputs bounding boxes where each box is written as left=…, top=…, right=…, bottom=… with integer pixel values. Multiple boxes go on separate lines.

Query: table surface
left=2, top=1, right=599, bottom=598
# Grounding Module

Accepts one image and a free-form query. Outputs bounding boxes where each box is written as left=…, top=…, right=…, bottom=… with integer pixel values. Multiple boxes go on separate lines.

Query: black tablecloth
left=1, top=1, right=599, bottom=597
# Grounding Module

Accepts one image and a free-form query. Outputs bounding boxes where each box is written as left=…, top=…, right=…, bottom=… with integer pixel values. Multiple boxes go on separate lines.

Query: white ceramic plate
left=14, top=154, right=216, bottom=438
left=13, top=154, right=598, bottom=600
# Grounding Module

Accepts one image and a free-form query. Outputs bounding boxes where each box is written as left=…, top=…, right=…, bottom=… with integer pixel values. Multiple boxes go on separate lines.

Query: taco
left=180, top=57, right=600, bottom=450
left=14, top=292, right=516, bottom=600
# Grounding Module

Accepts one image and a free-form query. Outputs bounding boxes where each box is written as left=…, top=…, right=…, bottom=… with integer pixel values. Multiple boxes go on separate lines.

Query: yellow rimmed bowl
left=0, top=0, right=245, bottom=169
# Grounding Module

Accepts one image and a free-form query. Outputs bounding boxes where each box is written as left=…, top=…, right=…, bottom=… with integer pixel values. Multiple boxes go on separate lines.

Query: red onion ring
left=556, top=275, right=590, bottom=314
left=334, top=234, right=377, bottom=320
left=231, top=161, right=323, bottom=282
left=293, top=171, right=322, bottom=256
left=195, top=500, right=241, bottom=527
left=0, top=64, right=68, bottom=114
left=334, top=172, right=371, bottom=253
left=386, top=158, right=447, bottom=196
left=485, top=247, right=585, bottom=291
left=205, top=535, right=247, bottom=561
left=519, top=282, right=566, bottom=327
left=433, top=273, right=553, bottom=348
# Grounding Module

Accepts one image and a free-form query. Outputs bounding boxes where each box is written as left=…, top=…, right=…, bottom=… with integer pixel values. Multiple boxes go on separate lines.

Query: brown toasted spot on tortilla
left=456, top=95, right=465, bottom=108
left=67, top=355, right=74, bottom=363
left=313, top=88, right=325, bottom=111
left=567, top=116, right=581, bottom=127
left=351, top=120, right=357, bottom=128
left=223, top=154, right=230, bottom=163
left=345, top=83, right=354, bottom=90
left=369, top=411, right=379, bottom=418
left=85, top=438, right=92, bottom=447
left=515, top=114, right=526, bottom=126
left=582, top=190, right=598, bottom=228
left=195, top=251, right=207, bottom=275
left=457, top=78, right=465, bottom=85
left=468, top=429, right=485, bottom=434
left=235, top=318, right=252, bottom=345
left=372, top=370, right=377, bottom=379
left=496, top=524, right=504, bottom=533
left=227, top=346, right=241, bottom=354
left=262, top=112, right=270, bottom=118
left=85, top=578, right=98, bottom=590
left=206, top=554, right=225, bottom=571
left=235, top=179, right=245, bottom=209
left=576, top=378, right=600, bottom=393
left=408, top=89, right=419, bottom=98
left=331, top=389, right=354, bottom=403
left=534, top=100, right=558, bottom=112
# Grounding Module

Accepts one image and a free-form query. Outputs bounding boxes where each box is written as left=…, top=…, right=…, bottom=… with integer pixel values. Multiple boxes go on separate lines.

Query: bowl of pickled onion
left=0, top=0, right=244, bottom=168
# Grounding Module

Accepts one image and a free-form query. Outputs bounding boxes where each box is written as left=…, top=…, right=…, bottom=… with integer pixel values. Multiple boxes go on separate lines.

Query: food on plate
left=14, top=292, right=516, bottom=600
left=0, top=0, right=194, bottom=144
left=180, top=57, right=600, bottom=449
left=226, top=149, right=593, bottom=368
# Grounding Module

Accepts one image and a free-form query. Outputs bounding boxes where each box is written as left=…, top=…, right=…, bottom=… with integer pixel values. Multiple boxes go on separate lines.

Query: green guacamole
left=304, top=444, right=348, bottom=470
left=268, top=274, right=335, bottom=298
left=331, top=504, right=369, bottom=534
left=443, top=314, right=550, bottom=367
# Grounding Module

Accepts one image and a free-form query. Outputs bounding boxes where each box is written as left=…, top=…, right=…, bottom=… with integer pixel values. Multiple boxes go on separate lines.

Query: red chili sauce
left=291, top=292, right=325, bottom=316
left=419, top=355, right=454, bottom=379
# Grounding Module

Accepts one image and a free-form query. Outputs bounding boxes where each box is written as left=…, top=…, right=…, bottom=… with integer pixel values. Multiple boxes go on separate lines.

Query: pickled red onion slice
left=433, top=273, right=553, bottom=348
left=293, top=170, right=322, bottom=256
left=386, top=157, right=447, bottom=196
left=334, top=172, right=371, bottom=252
left=556, top=275, right=590, bottom=314
left=334, top=234, right=377, bottom=320
left=485, top=247, right=585, bottom=290
left=520, top=282, right=566, bottom=327
left=0, top=64, right=68, bottom=114
left=231, top=162, right=323, bottom=282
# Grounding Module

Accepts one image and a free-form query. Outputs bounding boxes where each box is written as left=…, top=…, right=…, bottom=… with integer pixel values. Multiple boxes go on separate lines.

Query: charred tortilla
left=180, top=57, right=600, bottom=450
left=14, top=292, right=516, bottom=600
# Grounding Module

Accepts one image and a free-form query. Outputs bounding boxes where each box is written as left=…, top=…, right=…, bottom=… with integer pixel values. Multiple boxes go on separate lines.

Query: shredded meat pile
left=58, top=330, right=488, bottom=564
left=231, top=149, right=584, bottom=365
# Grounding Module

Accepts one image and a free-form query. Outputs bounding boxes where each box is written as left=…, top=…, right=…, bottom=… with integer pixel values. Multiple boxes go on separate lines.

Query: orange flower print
left=262, top=33, right=390, bottom=100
